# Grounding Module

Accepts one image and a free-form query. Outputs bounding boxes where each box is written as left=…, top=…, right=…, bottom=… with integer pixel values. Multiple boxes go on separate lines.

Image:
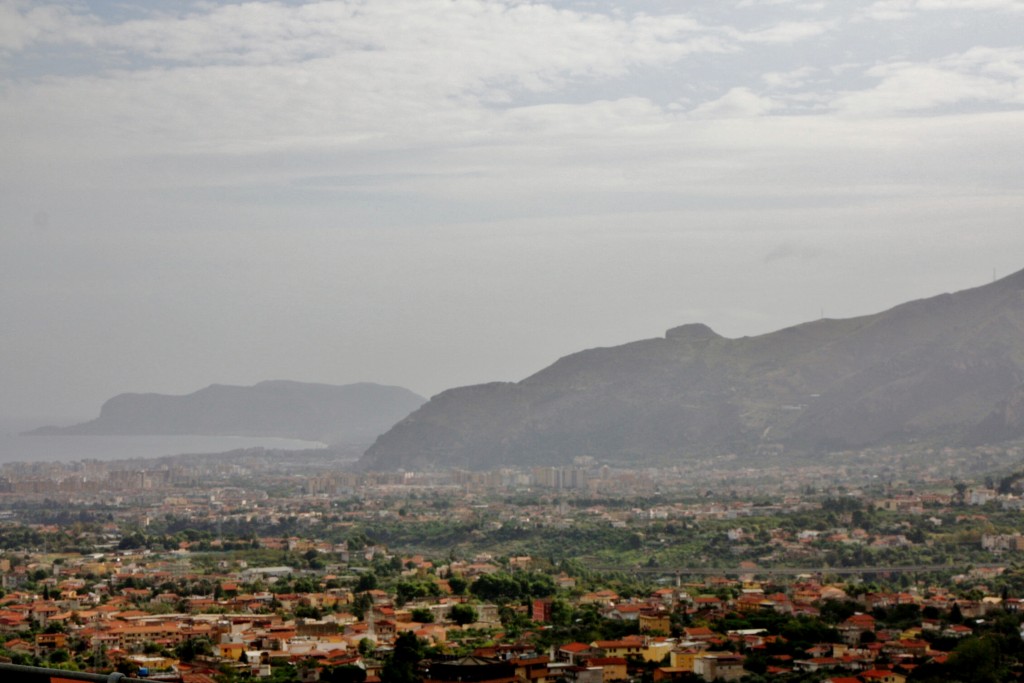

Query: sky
left=2, top=0, right=1024, bottom=421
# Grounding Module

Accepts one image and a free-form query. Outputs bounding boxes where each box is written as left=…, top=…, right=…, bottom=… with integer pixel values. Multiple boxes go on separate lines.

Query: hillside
left=31, top=380, right=426, bottom=445
left=360, top=269, right=1024, bottom=470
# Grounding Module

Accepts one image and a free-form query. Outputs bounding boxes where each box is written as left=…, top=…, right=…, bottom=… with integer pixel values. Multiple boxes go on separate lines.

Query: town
left=2, top=442, right=1024, bottom=683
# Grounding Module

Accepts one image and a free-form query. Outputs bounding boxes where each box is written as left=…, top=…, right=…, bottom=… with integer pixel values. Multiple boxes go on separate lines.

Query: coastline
left=0, top=429, right=327, bottom=465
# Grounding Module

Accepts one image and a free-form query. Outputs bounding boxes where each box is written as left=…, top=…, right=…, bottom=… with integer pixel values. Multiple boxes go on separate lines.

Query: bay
left=0, top=418, right=325, bottom=464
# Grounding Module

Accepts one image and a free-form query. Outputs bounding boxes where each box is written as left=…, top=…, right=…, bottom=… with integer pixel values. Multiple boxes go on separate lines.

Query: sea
left=0, top=417, right=325, bottom=464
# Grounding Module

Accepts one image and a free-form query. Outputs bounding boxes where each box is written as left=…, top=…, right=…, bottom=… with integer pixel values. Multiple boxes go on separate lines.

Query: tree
left=447, top=575, right=468, bottom=595
left=946, top=636, right=1008, bottom=683
left=351, top=592, right=372, bottom=620
left=175, top=637, right=213, bottom=662
left=949, top=602, right=964, bottom=624
left=468, top=573, right=519, bottom=602
left=355, top=573, right=378, bottom=593
left=819, top=599, right=856, bottom=625
left=954, top=482, right=968, bottom=506
left=550, top=598, right=573, bottom=627
left=499, top=605, right=531, bottom=637
left=396, top=581, right=435, bottom=606
left=323, top=665, right=367, bottom=683
left=294, top=605, right=323, bottom=620
left=410, top=608, right=434, bottom=623
left=382, top=632, right=422, bottom=683
left=450, top=603, right=477, bottom=626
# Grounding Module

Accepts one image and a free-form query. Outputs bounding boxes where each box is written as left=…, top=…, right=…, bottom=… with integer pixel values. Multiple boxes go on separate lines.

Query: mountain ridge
left=30, top=380, right=427, bottom=445
left=360, top=268, right=1024, bottom=470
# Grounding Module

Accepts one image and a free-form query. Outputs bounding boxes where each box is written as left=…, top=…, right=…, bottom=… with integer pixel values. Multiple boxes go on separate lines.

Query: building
left=422, top=657, right=517, bottom=683
left=693, top=653, right=745, bottom=682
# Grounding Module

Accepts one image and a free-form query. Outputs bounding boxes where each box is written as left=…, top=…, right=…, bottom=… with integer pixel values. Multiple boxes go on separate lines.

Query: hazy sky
left=2, top=0, right=1024, bottom=420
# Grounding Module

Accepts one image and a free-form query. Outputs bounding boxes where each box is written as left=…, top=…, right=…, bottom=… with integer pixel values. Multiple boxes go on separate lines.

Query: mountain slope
left=32, top=380, right=426, bottom=444
left=360, top=268, right=1024, bottom=470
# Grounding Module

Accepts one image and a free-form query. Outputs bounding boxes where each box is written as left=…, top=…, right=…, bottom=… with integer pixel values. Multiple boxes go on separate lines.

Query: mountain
left=31, top=381, right=426, bottom=444
left=360, top=268, right=1024, bottom=471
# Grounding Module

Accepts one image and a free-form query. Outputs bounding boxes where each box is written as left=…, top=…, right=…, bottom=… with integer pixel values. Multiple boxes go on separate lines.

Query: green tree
left=450, top=603, right=477, bottom=626
left=294, top=605, right=323, bottom=620
left=954, top=482, right=968, bottom=506
left=447, top=575, right=468, bottom=595
left=351, top=592, right=372, bottom=620
left=176, top=637, right=214, bottom=662
left=819, top=599, right=857, bottom=624
left=323, top=665, right=367, bottom=683
left=355, top=573, right=378, bottom=593
left=410, top=608, right=434, bottom=623
left=947, top=636, right=1008, bottom=683
left=381, top=632, right=422, bottom=683
left=550, top=598, right=573, bottom=627
left=469, top=573, right=520, bottom=602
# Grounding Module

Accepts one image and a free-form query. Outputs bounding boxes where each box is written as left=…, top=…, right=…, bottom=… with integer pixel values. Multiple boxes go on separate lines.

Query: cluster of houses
left=1, top=543, right=1019, bottom=683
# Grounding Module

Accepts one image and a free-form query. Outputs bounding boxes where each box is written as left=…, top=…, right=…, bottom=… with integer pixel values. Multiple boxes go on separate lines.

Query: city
left=2, top=443, right=1024, bottom=683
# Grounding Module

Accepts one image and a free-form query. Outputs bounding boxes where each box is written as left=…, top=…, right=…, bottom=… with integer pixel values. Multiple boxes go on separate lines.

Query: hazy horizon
left=3, top=0, right=1024, bottom=419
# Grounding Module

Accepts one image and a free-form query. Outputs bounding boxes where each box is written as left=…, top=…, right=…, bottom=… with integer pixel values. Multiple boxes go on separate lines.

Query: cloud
left=7, top=2, right=725, bottom=76
left=1, top=2, right=1022, bottom=212
left=0, top=0, right=844, bottom=200
left=861, top=0, right=918, bottom=20
left=762, top=66, right=818, bottom=89
left=736, top=0, right=826, bottom=9
left=862, top=0, right=1024, bottom=21
left=2, top=1, right=1024, bottom=420
left=730, top=19, right=833, bottom=44
left=0, top=2, right=731, bottom=152
left=832, top=47, right=1024, bottom=115
left=917, top=0, right=1024, bottom=11
left=0, top=1, right=96, bottom=53
left=688, top=87, right=781, bottom=118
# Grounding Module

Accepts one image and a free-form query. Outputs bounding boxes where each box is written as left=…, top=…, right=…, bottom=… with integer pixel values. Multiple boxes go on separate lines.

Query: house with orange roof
left=682, top=627, right=716, bottom=642
left=794, top=656, right=841, bottom=673
left=860, top=669, right=906, bottom=683
left=579, top=590, right=619, bottom=605
left=838, top=614, right=876, bottom=645
left=941, top=624, right=972, bottom=639
left=607, top=603, right=644, bottom=621
left=30, top=601, right=61, bottom=625
left=556, top=574, right=577, bottom=590
left=35, top=631, right=68, bottom=653
left=4, top=638, right=34, bottom=655
left=692, top=596, right=725, bottom=613
left=498, top=655, right=544, bottom=683
left=0, top=610, right=30, bottom=632
left=181, top=674, right=219, bottom=683
left=585, top=657, right=628, bottom=681
left=592, top=635, right=644, bottom=653
left=882, top=639, right=928, bottom=658
left=653, top=667, right=693, bottom=683
left=735, top=593, right=768, bottom=614
left=557, top=642, right=593, bottom=665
